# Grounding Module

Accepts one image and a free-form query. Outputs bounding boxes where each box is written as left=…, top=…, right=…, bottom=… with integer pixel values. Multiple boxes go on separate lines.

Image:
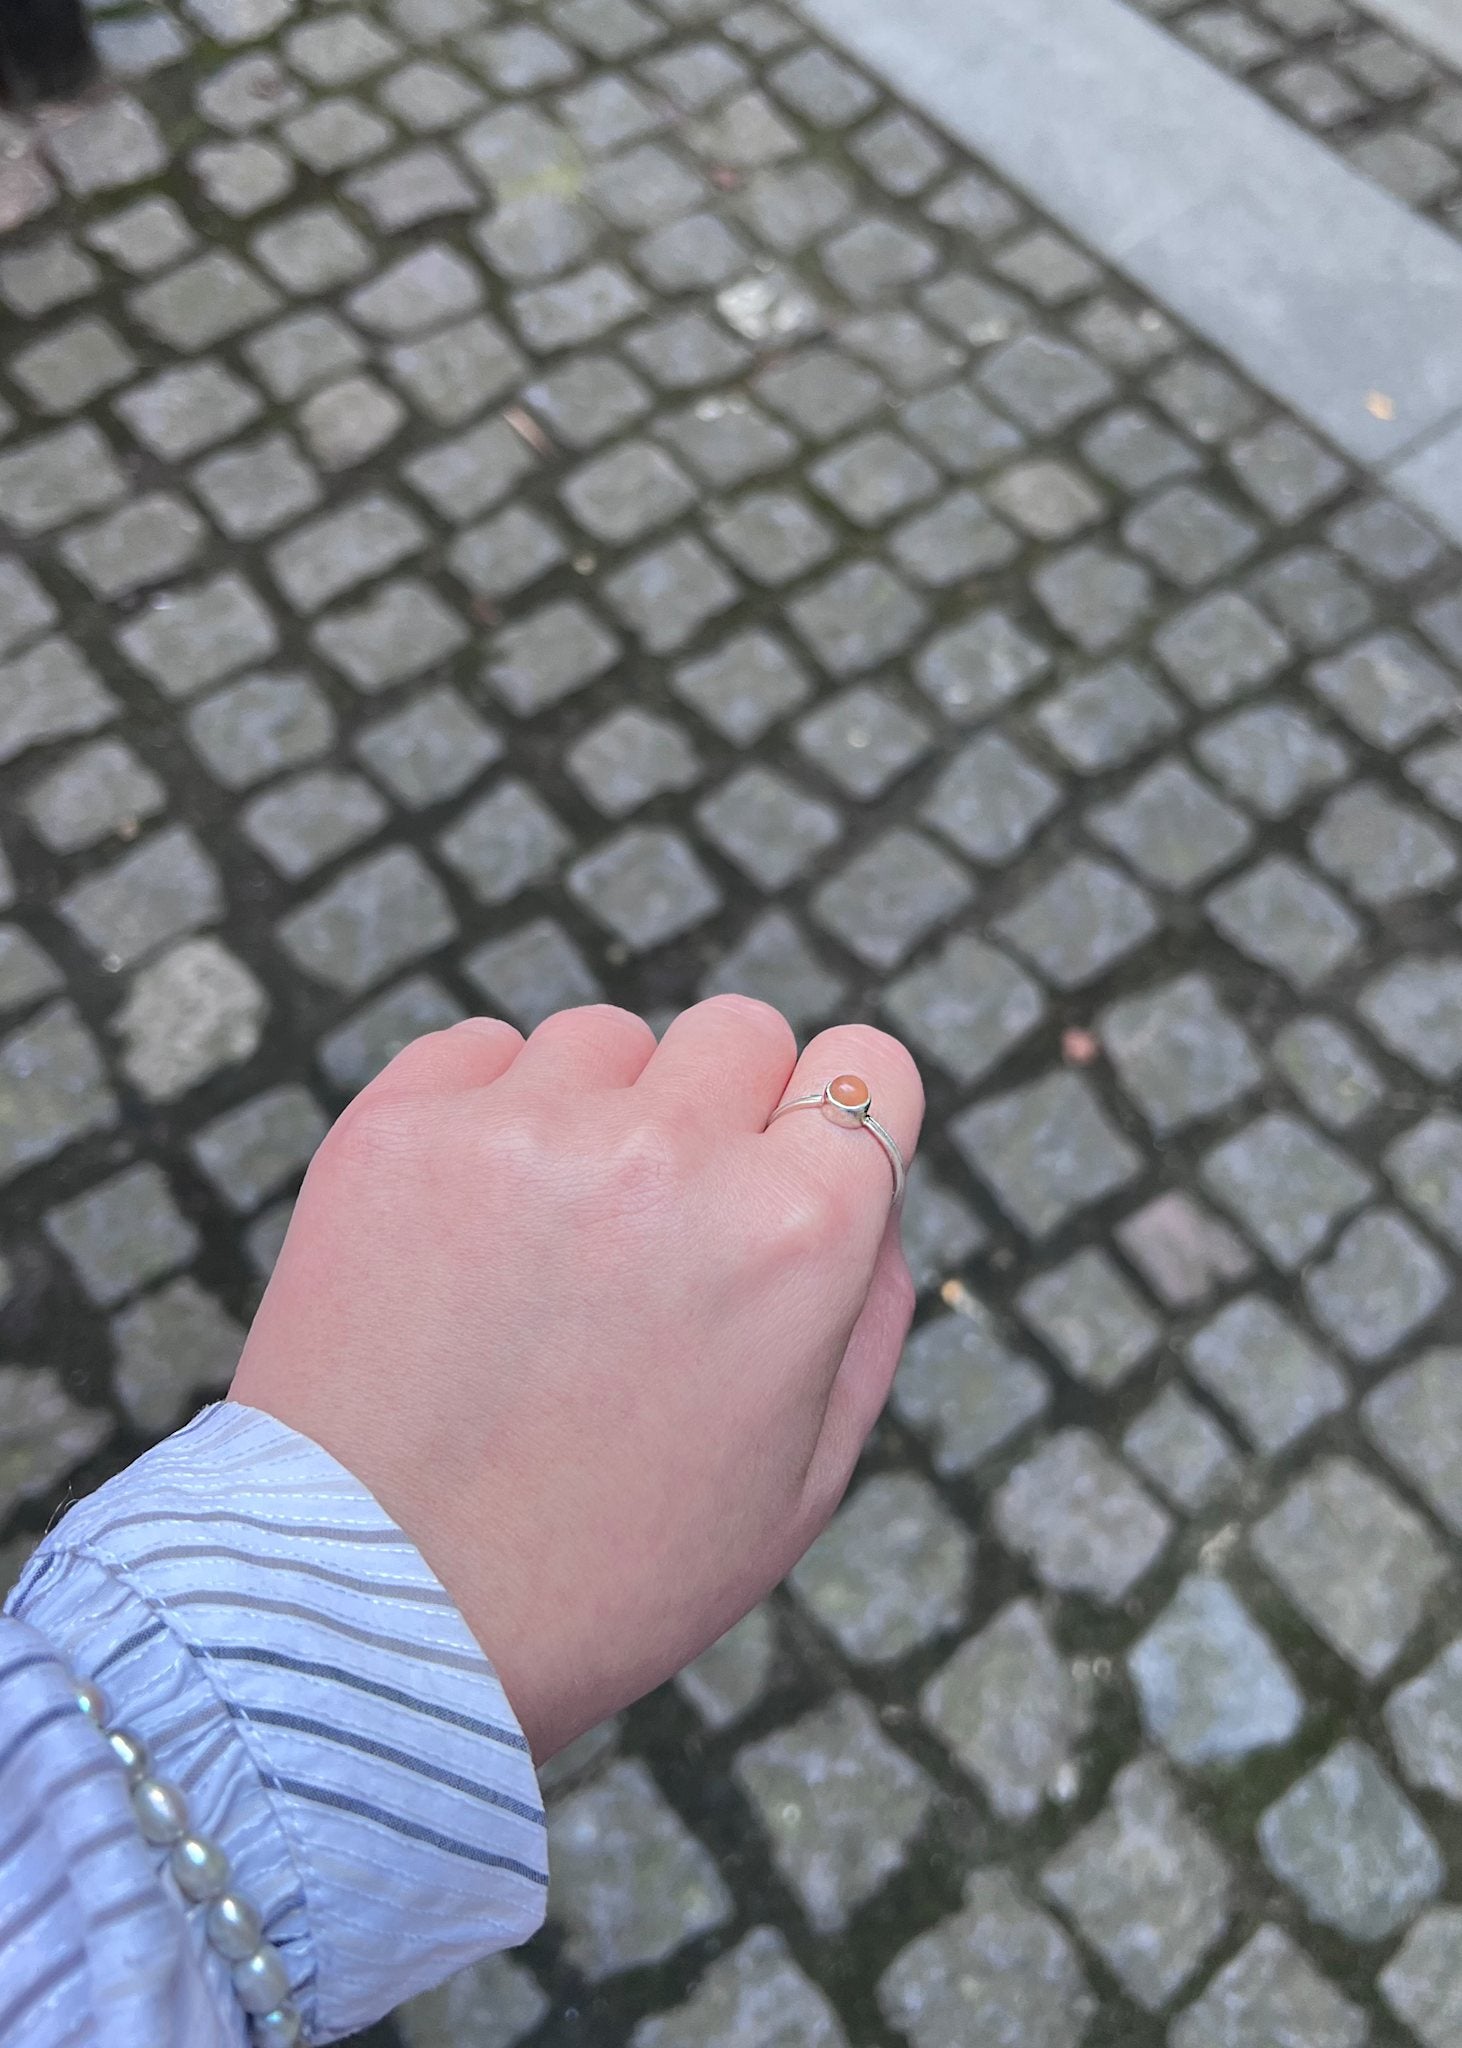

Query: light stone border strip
left=795, top=0, right=1462, bottom=544
left=1356, top=0, right=1462, bottom=72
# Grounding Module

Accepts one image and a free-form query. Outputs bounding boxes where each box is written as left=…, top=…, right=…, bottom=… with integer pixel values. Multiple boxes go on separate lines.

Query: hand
left=229, top=998, right=923, bottom=1761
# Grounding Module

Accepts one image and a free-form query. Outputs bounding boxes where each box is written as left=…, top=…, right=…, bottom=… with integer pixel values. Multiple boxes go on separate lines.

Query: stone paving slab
left=4, top=2, right=1462, bottom=2046
left=1316, top=0, right=1462, bottom=79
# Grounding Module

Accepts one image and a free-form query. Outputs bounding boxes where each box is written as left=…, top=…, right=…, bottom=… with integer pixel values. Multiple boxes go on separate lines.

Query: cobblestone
left=915, top=608, right=1049, bottom=720
left=569, top=827, right=721, bottom=950
left=977, top=331, right=1114, bottom=432
left=397, top=1956, right=548, bottom=2048
left=44, top=1164, right=199, bottom=1309
left=921, top=1599, right=1087, bottom=1821
left=111, top=1276, right=245, bottom=1431
left=633, top=1929, right=846, bottom=2048
left=0, top=1367, right=111, bottom=1523
left=190, top=1085, right=325, bottom=1212
left=1101, top=973, right=1260, bottom=1133
left=995, top=855, right=1157, bottom=988
left=8, top=12, right=1462, bottom=2042
left=317, top=974, right=464, bottom=1093
left=798, top=688, right=921, bottom=798
left=1128, top=1575, right=1303, bottom=1766
left=1310, top=629, right=1458, bottom=748
left=995, top=1430, right=1171, bottom=1603
left=1365, top=1349, right=1462, bottom=1535
left=1360, top=954, right=1462, bottom=1079
left=549, top=1759, right=731, bottom=1981
left=879, top=1870, right=1093, bottom=2048
left=0, top=422, right=125, bottom=534
left=735, top=1693, right=934, bottom=1934
left=1089, top=760, right=1252, bottom=890
left=1207, top=854, right=1361, bottom=989
left=919, top=733, right=1057, bottom=863
left=114, top=939, right=269, bottom=1101
left=883, top=934, right=1043, bottom=1086
left=0, top=558, right=55, bottom=658
left=1196, top=702, right=1348, bottom=816
left=278, top=848, right=455, bottom=993
left=1310, top=782, right=1458, bottom=904
left=789, top=1472, right=971, bottom=1664
left=672, top=629, right=809, bottom=745
left=0, top=1002, right=117, bottom=1184
left=1380, top=1909, right=1462, bottom=2048
left=1123, top=1386, right=1241, bottom=1512
left=1202, top=1111, right=1371, bottom=1269
left=0, top=638, right=115, bottom=766
left=1037, top=661, right=1180, bottom=771
left=246, top=770, right=390, bottom=878
left=1171, top=1926, right=1366, bottom=2048
left=1387, top=1637, right=1462, bottom=1803
left=1186, top=1293, right=1346, bottom=1452
left=0, top=929, right=62, bottom=1015
left=1273, top=1015, right=1384, bottom=1129
left=1252, top=1456, right=1446, bottom=1677
left=893, top=1303, right=1049, bottom=1477
left=1042, top=1759, right=1230, bottom=2011
left=187, top=672, right=335, bottom=789
left=674, top=1607, right=776, bottom=1733
left=1304, top=1207, right=1451, bottom=1362
left=1259, top=1740, right=1442, bottom=1940
left=44, top=95, right=168, bottom=194
left=955, top=1072, right=1143, bottom=1238
left=811, top=828, right=971, bottom=972
left=1153, top=590, right=1290, bottom=706
left=1016, top=1249, right=1157, bottom=1389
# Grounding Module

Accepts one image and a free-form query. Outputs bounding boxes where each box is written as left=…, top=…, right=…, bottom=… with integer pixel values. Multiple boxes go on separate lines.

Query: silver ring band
left=767, top=1075, right=906, bottom=1207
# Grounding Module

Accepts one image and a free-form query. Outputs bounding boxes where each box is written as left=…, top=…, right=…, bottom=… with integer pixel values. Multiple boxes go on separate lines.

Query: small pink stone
left=828, top=1074, right=869, bottom=1109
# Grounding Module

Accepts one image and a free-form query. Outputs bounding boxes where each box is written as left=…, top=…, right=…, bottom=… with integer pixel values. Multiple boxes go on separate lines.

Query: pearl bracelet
left=73, top=1673, right=303, bottom=2047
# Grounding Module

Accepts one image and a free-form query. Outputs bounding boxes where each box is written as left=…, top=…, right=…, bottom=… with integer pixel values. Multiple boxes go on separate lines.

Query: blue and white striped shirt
left=0, top=1401, right=548, bottom=2045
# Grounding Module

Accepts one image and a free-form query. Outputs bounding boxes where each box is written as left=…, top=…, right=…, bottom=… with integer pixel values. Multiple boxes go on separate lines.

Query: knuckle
left=373, top=1026, right=460, bottom=1089
left=696, top=992, right=794, bottom=1042
left=322, top=1089, right=431, bottom=1176
left=531, top=1002, right=653, bottom=1047
left=450, top=1015, right=522, bottom=1050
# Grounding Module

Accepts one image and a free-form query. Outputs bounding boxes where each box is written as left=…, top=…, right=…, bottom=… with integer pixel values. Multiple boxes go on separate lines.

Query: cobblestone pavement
left=6, top=2, right=1462, bottom=2044
left=1132, top=0, right=1462, bottom=235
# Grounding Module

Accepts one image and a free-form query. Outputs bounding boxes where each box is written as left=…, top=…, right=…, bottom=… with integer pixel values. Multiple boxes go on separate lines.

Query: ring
left=767, top=1074, right=906, bottom=1208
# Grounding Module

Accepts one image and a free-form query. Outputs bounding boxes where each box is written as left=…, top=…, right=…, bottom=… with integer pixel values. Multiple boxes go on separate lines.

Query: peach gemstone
left=828, top=1074, right=869, bottom=1108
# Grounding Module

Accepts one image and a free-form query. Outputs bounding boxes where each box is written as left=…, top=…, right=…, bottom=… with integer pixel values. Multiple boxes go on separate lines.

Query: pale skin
left=230, top=996, right=923, bottom=1762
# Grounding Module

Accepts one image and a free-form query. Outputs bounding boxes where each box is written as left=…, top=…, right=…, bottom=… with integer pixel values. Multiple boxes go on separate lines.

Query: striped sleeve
left=1, top=1399, right=548, bottom=2047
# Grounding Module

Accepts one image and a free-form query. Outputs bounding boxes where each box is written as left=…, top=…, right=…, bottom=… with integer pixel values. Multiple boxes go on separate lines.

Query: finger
left=635, top=994, right=797, bottom=1133
left=802, top=1221, right=915, bottom=1521
left=506, top=1003, right=657, bottom=1091
left=762, top=1023, right=924, bottom=1248
left=365, top=1017, right=524, bottom=1100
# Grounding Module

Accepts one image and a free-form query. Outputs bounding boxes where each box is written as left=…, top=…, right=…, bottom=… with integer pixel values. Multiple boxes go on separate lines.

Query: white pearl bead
left=170, top=1834, right=230, bottom=1902
left=108, top=1728, right=150, bottom=1783
left=252, top=2005, right=302, bottom=2048
left=207, top=1893, right=262, bottom=1961
left=74, top=1680, right=107, bottom=1723
left=232, top=1942, right=290, bottom=2016
left=131, top=1776, right=188, bottom=1845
